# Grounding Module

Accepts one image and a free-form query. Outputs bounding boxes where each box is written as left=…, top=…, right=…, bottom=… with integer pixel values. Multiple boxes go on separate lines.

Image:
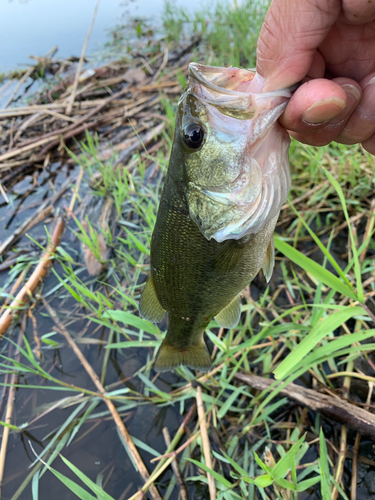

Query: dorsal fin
left=262, top=237, right=275, bottom=283
left=139, top=276, right=166, bottom=323
left=214, top=294, right=241, bottom=329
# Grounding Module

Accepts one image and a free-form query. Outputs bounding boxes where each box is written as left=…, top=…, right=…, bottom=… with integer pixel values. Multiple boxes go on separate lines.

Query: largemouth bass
left=140, top=64, right=294, bottom=372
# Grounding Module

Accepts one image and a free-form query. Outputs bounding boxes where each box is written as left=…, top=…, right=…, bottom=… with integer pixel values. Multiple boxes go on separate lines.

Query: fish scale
left=139, top=63, right=295, bottom=372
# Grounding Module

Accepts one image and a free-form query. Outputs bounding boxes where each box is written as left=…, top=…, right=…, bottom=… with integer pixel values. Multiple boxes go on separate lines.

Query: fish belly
left=149, top=178, right=277, bottom=371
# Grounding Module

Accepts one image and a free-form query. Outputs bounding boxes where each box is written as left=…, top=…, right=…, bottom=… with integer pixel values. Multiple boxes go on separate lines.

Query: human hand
left=256, top=0, right=375, bottom=154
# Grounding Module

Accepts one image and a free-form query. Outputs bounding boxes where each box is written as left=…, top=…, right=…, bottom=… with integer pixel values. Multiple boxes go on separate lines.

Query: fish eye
left=183, top=123, right=205, bottom=150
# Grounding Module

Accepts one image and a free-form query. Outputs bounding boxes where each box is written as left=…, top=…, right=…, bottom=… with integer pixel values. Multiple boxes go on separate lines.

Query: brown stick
left=65, top=0, right=101, bottom=115
left=0, top=177, right=71, bottom=256
left=4, top=46, right=57, bottom=110
left=196, top=386, right=217, bottom=500
left=360, top=198, right=375, bottom=264
left=41, top=298, right=162, bottom=500
left=162, top=427, right=189, bottom=500
left=3, top=205, right=54, bottom=252
left=0, top=323, right=24, bottom=497
left=235, top=373, right=375, bottom=439
left=131, top=403, right=197, bottom=499
left=0, top=86, right=129, bottom=162
left=332, top=357, right=354, bottom=500
left=0, top=182, right=8, bottom=203
left=4, top=67, right=34, bottom=110
left=150, top=402, right=197, bottom=464
left=150, top=46, right=169, bottom=84
left=351, top=381, right=373, bottom=500
left=0, top=217, right=65, bottom=337
left=351, top=435, right=361, bottom=500
left=0, top=270, right=26, bottom=317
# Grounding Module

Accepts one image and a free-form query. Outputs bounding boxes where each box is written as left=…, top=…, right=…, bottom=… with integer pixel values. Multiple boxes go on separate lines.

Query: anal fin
left=214, top=294, right=241, bottom=329
left=139, top=276, right=165, bottom=323
left=262, top=237, right=275, bottom=283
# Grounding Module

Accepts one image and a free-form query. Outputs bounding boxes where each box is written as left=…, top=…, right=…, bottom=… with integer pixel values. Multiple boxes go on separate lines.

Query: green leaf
left=32, top=469, right=39, bottom=500
left=218, top=450, right=249, bottom=478
left=106, top=341, right=159, bottom=349
left=274, top=306, right=363, bottom=379
left=292, top=328, right=375, bottom=373
left=254, top=474, right=273, bottom=487
left=288, top=203, right=352, bottom=288
left=137, top=373, right=171, bottom=399
left=323, top=168, right=364, bottom=303
left=274, top=236, right=357, bottom=301
left=102, top=310, right=160, bottom=335
left=272, top=435, right=306, bottom=480
left=56, top=246, right=74, bottom=263
left=59, top=455, right=115, bottom=500
left=217, top=387, right=243, bottom=419
left=48, top=466, right=99, bottom=500
left=275, top=477, right=296, bottom=490
left=253, top=452, right=272, bottom=474
left=187, top=458, right=233, bottom=488
left=297, top=476, right=321, bottom=491
left=319, top=428, right=332, bottom=500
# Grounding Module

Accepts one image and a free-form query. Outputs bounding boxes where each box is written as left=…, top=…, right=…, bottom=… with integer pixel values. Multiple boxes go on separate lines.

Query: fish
left=139, top=63, right=294, bottom=372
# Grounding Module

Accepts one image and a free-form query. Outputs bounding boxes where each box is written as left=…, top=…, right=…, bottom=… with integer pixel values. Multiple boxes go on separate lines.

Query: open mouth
left=187, top=63, right=297, bottom=120
left=188, top=64, right=257, bottom=95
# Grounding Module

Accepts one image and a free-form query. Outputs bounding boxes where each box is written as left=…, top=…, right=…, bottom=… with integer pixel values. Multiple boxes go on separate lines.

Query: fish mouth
left=185, top=63, right=294, bottom=242
left=188, top=63, right=296, bottom=120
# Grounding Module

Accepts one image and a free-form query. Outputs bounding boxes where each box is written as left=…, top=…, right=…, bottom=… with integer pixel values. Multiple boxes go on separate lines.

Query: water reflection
left=0, top=0, right=205, bottom=72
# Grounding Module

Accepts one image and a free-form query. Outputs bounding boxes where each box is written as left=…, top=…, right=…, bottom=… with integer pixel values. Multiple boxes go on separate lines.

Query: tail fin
left=155, top=338, right=211, bottom=372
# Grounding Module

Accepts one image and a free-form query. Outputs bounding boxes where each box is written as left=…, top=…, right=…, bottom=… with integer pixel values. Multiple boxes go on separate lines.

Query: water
left=0, top=2, right=208, bottom=497
left=0, top=0, right=204, bottom=72
left=2, top=1, right=373, bottom=498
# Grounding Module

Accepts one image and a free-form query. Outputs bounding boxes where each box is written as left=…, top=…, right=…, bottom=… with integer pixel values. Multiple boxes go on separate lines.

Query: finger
left=341, top=0, right=375, bottom=24
left=280, top=78, right=348, bottom=132
left=361, top=135, right=375, bottom=155
left=284, top=78, right=361, bottom=147
left=306, top=51, right=326, bottom=80
left=336, top=72, right=375, bottom=144
left=257, top=0, right=341, bottom=91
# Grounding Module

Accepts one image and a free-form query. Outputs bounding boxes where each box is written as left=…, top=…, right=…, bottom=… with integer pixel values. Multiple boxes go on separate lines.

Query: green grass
left=1, top=0, right=375, bottom=499
left=2, top=123, right=373, bottom=498
left=163, top=0, right=270, bottom=67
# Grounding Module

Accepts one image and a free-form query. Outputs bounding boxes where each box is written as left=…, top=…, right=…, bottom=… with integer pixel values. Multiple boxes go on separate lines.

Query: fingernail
left=302, top=97, right=346, bottom=125
left=341, top=84, right=361, bottom=102
left=363, top=76, right=375, bottom=89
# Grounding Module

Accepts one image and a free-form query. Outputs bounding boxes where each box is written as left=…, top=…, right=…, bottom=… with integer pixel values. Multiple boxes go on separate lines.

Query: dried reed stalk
left=0, top=217, right=65, bottom=337
left=65, top=0, right=101, bottom=115
left=235, top=372, right=375, bottom=439
left=0, top=86, right=129, bottom=163
left=332, top=355, right=354, bottom=500
left=350, top=381, right=373, bottom=500
left=196, top=385, right=217, bottom=500
left=0, top=319, right=24, bottom=498
left=42, top=298, right=162, bottom=500
left=162, top=427, right=189, bottom=500
left=0, top=176, right=71, bottom=256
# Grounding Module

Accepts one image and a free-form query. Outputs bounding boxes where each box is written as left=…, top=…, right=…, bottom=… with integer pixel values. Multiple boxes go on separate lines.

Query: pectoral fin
left=139, top=276, right=166, bottom=323
left=214, top=294, right=241, bottom=329
left=262, top=238, right=275, bottom=283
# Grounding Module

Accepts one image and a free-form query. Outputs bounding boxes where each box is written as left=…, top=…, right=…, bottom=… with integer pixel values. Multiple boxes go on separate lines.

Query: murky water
left=1, top=2, right=374, bottom=499
left=0, top=0, right=204, bottom=72
left=0, top=161, right=190, bottom=499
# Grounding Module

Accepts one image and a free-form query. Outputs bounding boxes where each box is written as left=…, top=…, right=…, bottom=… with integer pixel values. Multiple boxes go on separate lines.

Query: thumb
left=256, top=0, right=341, bottom=91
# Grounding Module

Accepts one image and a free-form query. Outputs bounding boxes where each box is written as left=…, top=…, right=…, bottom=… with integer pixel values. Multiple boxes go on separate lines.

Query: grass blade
left=274, top=236, right=357, bottom=301
left=274, top=307, right=363, bottom=379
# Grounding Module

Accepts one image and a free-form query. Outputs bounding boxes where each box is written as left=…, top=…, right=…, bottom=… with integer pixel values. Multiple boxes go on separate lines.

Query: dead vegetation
left=0, top=9, right=374, bottom=500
